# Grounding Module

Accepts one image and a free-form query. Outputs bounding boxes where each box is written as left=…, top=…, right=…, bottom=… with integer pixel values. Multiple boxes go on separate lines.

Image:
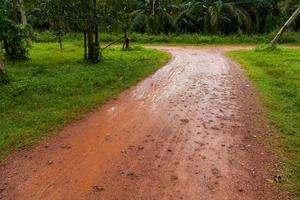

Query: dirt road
left=0, top=46, right=287, bottom=200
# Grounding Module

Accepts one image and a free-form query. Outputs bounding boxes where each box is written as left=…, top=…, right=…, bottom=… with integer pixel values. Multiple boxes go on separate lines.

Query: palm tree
left=176, top=0, right=252, bottom=34
left=271, top=6, right=300, bottom=48
left=130, top=0, right=176, bottom=34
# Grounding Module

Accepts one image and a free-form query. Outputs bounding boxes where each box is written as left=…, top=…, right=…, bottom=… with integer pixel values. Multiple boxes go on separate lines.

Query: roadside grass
left=35, top=31, right=300, bottom=45
left=228, top=47, right=300, bottom=197
left=0, top=42, right=170, bottom=160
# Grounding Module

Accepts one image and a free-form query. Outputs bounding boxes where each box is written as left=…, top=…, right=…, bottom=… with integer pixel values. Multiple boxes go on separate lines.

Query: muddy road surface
left=0, top=46, right=287, bottom=200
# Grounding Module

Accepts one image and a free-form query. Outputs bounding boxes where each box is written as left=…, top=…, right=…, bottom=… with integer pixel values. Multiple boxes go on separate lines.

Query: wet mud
left=0, top=46, right=288, bottom=200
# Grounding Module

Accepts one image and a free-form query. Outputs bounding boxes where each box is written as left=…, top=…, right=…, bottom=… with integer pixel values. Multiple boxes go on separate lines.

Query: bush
left=0, top=16, right=32, bottom=60
left=0, top=73, right=9, bottom=84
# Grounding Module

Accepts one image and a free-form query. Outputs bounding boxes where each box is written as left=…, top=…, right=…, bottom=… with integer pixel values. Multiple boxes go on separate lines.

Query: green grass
left=0, top=42, right=170, bottom=160
left=228, top=47, right=300, bottom=198
left=35, top=31, right=300, bottom=45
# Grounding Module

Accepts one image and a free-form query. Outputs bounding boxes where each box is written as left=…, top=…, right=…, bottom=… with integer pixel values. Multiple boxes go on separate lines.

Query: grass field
left=228, top=47, right=300, bottom=197
left=0, top=42, right=170, bottom=160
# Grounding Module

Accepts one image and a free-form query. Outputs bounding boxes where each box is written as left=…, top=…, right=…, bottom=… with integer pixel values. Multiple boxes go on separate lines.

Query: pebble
left=171, top=175, right=178, bottom=181
left=93, top=185, right=104, bottom=192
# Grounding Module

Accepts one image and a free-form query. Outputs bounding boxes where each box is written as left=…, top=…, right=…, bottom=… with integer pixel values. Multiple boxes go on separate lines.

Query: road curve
left=0, top=46, right=287, bottom=200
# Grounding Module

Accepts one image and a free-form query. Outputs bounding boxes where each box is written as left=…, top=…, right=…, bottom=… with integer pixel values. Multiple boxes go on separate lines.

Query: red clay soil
left=0, top=46, right=289, bottom=200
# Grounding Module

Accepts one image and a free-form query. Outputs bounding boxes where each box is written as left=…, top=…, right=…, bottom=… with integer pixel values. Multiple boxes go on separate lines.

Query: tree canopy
left=22, top=0, right=299, bottom=35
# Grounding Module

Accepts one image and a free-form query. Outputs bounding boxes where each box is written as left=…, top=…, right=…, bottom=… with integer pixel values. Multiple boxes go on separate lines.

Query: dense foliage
left=0, top=18, right=32, bottom=59
left=0, top=0, right=32, bottom=59
left=26, top=0, right=300, bottom=35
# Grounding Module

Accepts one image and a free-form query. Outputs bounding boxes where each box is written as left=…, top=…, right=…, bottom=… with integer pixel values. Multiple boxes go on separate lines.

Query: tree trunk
left=11, top=0, right=27, bottom=24
left=271, top=6, right=300, bottom=48
left=12, top=0, right=19, bottom=23
left=152, top=0, right=155, bottom=17
left=93, top=0, right=101, bottom=62
left=84, top=31, right=87, bottom=60
left=83, top=0, right=101, bottom=62
left=0, top=57, right=5, bottom=77
left=123, top=28, right=130, bottom=49
left=94, top=21, right=100, bottom=62
left=87, top=27, right=94, bottom=60
left=58, top=34, right=63, bottom=50
left=19, top=0, right=27, bottom=24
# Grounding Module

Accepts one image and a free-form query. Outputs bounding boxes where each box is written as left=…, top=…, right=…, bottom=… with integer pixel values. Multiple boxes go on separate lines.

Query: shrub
left=0, top=16, right=32, bottom=60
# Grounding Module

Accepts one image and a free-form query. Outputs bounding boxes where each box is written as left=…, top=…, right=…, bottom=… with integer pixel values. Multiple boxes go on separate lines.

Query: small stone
left=180, top=119, right=189, bottom=123
left=274, top=175, right=282, bottom=183
left=138, top=145, right=144, bottom=150
left=60, top=144, right=71, bottom=149
left=93, top=185, right=104, bottom=192
left=0, top=185, right=6, bottom=193
left=104, top=135, right=112, bottom=142
left=127, top=172, right=135, bottom=176
left=265, top=179, right=274, bottom=183
left=171, top=175, right=178, bottom=181
left=238, top=189, right=244, bottom=193
left=46, top=161, right=53, bottom=165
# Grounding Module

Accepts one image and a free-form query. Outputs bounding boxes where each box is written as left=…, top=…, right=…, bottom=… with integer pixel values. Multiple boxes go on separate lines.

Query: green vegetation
left=34, top=31, right=300, bottom=45
left=0, top=42, right=170, bottom=160
left=28, top=0, right=299, bottom=35
left=228, top=47, right=300, bottom=197
left=0, top=1, right=32, bottom=60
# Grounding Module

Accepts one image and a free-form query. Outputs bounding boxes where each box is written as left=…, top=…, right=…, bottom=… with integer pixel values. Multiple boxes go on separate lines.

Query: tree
left=31, top=0, right=102, bottom=62
left=130, top=0, right=175, bottom=34
left=12, top=0, right=27, bottom=24
left=47, top=0, right=65, bottom=50
left=102, top=0, right=135, bottom=49
left=82, top=0, right=101, bottom=62
left=176, top=0, right=252, bottom=34
left=69, top=0, right=101, bottom=62
left=19, top=0, right=27, bottom=24
left=271, top=6, right=300, bottom=48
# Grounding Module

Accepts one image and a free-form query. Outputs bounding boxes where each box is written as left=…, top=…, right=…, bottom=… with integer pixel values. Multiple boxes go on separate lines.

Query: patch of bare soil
left=0, top=46, right=289, bottom=200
